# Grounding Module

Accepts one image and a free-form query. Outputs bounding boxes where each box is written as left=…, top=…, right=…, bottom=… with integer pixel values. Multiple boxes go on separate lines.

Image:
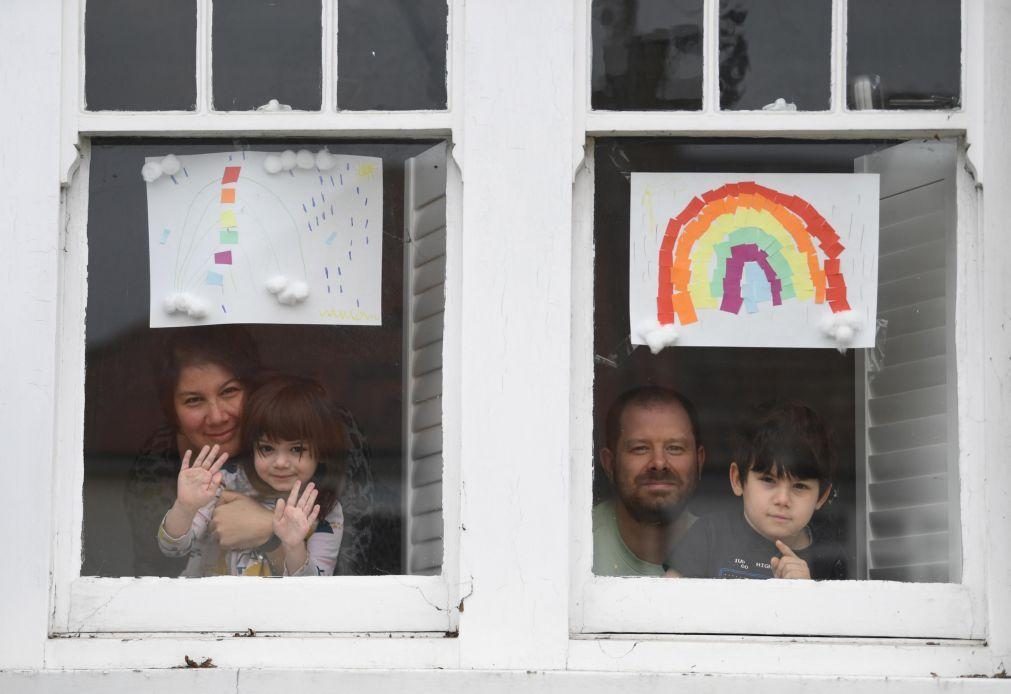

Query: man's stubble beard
left=619, top=465, right=700, bottom=526
left=623, top=493, right=691, bottom=525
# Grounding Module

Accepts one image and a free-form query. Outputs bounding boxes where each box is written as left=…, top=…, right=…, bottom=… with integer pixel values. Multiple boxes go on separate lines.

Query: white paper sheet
left=146, top=150, right=383, bottom=327
left=629, top=172, right=879, bottom=348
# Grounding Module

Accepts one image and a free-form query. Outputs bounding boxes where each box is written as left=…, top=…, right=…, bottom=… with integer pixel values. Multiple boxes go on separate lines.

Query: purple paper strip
left=720, top=243, right=783, bottom=313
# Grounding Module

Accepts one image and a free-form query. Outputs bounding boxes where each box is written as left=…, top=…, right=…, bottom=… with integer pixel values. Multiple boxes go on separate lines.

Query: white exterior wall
left=2, top=0, right=1011, bottom=690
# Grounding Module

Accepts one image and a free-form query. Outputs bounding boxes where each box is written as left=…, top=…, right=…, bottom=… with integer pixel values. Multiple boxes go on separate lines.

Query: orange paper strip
left=671, top=292, right=698, bottom=325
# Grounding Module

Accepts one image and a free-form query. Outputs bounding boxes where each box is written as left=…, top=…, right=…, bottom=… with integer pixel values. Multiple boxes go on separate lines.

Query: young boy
left=665, top=401, right=847, bottom=580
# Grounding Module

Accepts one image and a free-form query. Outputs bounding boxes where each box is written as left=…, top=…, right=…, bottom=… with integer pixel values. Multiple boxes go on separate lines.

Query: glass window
left=719, top=0, right=831, bottom=111
left=336, top=0, right=449, bottom=111
left=85, top=0, right=197, bottom=111
left=82, top=139, right=446, bottom=579
left=847, top=0, right=961, bottom=110
left=212, top=0, right=322, bottom=111
left=591, top=0, right=704, bottom=111
left=591, top=138, right=959, bottom=583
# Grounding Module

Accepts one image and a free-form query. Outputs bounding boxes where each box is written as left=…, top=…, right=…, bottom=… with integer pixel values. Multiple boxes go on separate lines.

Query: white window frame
left=49, top=0, right=465, bottom=642
left=568, top=0, right=994, bottom=650
left=5, top=0, right=1009, bottom=681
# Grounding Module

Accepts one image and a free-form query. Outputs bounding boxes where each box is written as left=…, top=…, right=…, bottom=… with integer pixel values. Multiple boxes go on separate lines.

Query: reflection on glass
left=847, top=0, right=960, bottom=110
left=212, top=0, right=322, bottom=111
left=337, top=0, right=448, bottom=110
left=591, top=139, right=960, bottom=583
left=719, top=0, right=831, bottom=111
left=85, top=0, right=197, bottom=111
left=82, top=140, right=446, bottom=577
left=591, top=0, right=704, bottom=111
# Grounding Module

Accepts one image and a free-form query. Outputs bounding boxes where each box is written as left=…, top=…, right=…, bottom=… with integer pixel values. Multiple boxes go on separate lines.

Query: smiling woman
left=122, top=326, right=263, bottom=577
left=173, top=363, right=246, bottom=453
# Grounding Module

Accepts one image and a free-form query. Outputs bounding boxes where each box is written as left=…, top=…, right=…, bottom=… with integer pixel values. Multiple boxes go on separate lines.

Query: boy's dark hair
left=735, top=401, right=835, bottom=493
left=604, top=385, right=703, bottom=452
left=241, top=374, right=347, bottom=517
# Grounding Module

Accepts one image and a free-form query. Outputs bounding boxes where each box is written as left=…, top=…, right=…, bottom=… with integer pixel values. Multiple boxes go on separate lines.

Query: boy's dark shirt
left=665, top=510, right=848, bottom=580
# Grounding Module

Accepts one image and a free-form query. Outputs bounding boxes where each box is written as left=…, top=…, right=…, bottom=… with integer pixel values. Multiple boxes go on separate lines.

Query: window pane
left=719, top=0, right=831, bottom=111
left=591, top=139, right=959, bottom=583
left=337, top=0, right=448, bottom=111
left=847, top=0, right=961, bottom=110
left=85, top=0, right=197, bottom=111
left=212, top=0, right=322, bottom=111
left=591, top=0, right=704, bottom=111
left=82, top=139, right=446, bottom=578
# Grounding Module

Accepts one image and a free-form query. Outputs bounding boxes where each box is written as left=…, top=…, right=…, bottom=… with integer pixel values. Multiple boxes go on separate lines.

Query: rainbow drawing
left=146, top=150, right=384, bottom=328
left=629, top=172, right=879, bottom=349
left=657, top=180, right=849, bottom=326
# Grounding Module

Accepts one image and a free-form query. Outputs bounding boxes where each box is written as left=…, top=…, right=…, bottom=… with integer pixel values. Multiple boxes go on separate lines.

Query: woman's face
left=173, top=362, right=245, bottom=456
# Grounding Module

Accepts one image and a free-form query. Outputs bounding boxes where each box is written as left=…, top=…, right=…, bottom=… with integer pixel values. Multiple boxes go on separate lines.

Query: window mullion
left=197, top=0, right=211, bottom=113
left=323, top=0, right=335, bottom=111
left=704, top=0, right=719, bottom=113
left=833, top=0, right=847, bottom=113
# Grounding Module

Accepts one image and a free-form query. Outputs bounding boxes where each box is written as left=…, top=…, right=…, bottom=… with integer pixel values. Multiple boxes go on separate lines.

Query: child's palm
left=176, top=446, right=228, bottom=511
left=272, top=481, right=320, bottom=547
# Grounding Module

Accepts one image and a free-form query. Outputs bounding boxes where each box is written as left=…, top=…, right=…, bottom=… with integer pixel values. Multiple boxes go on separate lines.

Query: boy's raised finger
left=775, top=540, right=798, bottom=558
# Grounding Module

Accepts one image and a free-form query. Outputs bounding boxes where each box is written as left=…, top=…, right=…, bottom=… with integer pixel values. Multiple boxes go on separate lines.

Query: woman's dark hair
left=735, top=401, right=835, bottom=493
left=154, top=326, right=261, bottom=429
left=241, top=374, right=347, bottom=517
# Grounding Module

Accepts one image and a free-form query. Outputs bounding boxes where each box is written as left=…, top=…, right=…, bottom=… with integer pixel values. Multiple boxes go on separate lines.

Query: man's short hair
left=604, top=385, right=703, bottom=452
left=734, top=400, right=835, bottom=493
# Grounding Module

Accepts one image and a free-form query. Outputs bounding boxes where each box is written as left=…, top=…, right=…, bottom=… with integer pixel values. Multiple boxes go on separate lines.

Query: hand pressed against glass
left=173, top=363, right=245, bottom=456
left=163, top=444, right=230, bottom=538
left=273, top=480, right=321, bottom=573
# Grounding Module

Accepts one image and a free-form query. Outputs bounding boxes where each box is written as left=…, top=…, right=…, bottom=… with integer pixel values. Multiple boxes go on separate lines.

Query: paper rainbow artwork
left=145, top=150, right=383, bottom=328
left=629, top=172, right=879, bottom=349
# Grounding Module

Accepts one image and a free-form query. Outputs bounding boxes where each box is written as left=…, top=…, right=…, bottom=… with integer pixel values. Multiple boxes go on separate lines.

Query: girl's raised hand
left=272, top=480, right=320, bottom=549
left=176, top=444, right=229, bottom=513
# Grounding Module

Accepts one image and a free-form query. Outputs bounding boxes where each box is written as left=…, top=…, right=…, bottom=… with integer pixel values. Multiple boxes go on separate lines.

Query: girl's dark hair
left=735, top=401, right=835, bottom=493
left=154, top=326, right=262, bottom=430
left=241, top=374, right=347, bottom=517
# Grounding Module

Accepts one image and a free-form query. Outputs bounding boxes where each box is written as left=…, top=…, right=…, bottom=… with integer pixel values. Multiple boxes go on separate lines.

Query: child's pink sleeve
left=285, top=502, right=344, bottom=577
left=156, top=497, right=216, bottom=558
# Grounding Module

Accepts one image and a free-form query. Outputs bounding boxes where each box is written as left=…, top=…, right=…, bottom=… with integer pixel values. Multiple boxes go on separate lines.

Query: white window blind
left=856, top=139, right=960, bottom=582
left=403, top=142, right=448, bottom=575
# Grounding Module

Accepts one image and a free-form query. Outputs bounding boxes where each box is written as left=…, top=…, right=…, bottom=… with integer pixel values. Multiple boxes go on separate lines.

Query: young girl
left=158, top=375, right=346, bottom=577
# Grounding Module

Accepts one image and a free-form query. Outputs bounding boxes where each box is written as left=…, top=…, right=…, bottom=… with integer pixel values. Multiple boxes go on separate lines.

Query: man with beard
left=593, top=386, right=705, bottom=576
